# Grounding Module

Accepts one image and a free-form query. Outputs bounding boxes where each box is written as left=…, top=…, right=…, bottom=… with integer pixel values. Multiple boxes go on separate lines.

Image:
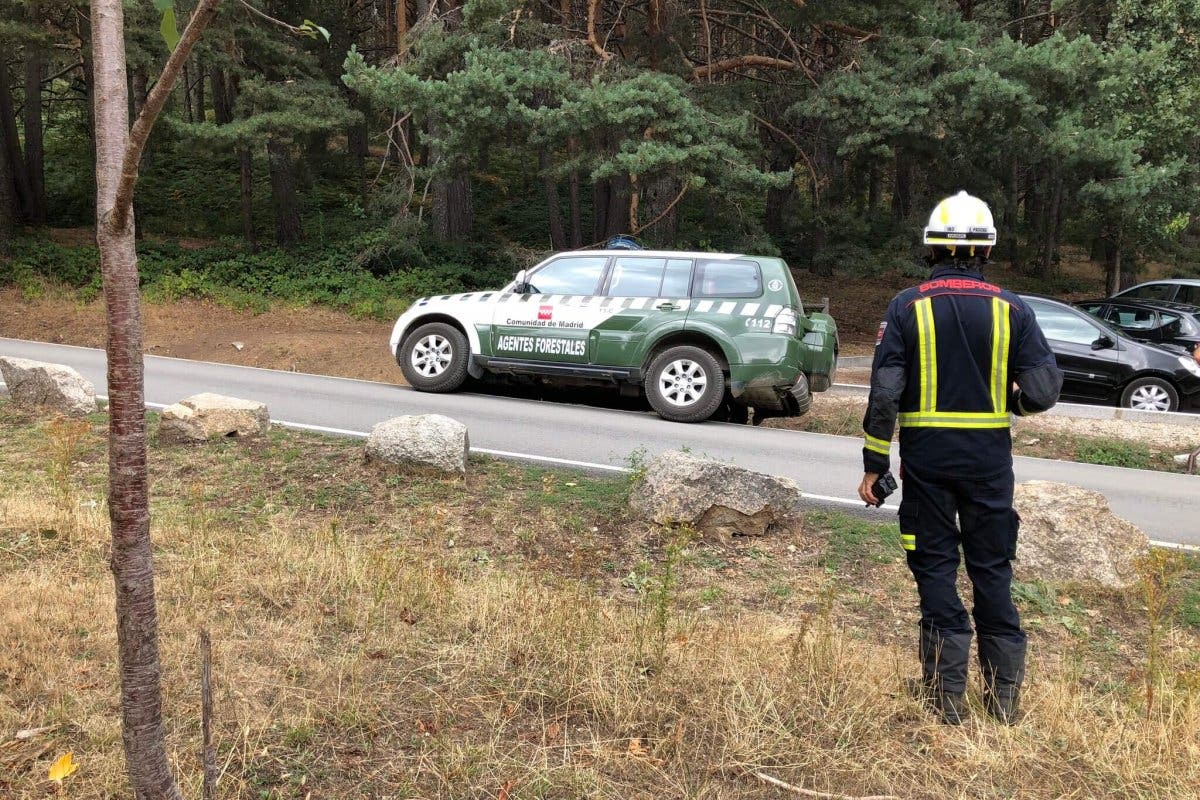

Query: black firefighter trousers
left=898, top=464, right=1026, bottom=694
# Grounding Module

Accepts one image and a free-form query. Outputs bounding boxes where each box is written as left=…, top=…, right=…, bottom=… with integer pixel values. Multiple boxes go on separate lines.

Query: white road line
left=471, top=448, right=630, bottom=473
left=801, top=492, right=899, bottom=512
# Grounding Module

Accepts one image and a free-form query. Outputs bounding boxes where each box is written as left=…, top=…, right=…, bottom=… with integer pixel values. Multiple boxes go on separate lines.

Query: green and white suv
left=389, top=250, right=838, bottom=422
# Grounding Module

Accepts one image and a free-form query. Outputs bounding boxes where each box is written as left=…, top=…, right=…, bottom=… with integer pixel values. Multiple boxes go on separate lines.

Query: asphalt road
left=3, top=337, right=1197, bottom=546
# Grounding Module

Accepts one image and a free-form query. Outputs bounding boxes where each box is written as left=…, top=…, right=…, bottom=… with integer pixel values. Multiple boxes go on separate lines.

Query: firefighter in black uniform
left=858, top=191, right=1063, bottom=725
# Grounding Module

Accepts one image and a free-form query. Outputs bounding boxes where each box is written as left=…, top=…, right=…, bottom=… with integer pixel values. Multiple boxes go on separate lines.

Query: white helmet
left=923, top=191, right=997, bottom=248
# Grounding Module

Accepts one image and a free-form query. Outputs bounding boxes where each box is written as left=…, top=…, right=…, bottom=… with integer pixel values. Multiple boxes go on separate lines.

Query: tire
left=645, top=345, right=726, bottom=423
left=398, top=322, right=470, bottom=393
left=1120, top=376, right=1179, bottom=412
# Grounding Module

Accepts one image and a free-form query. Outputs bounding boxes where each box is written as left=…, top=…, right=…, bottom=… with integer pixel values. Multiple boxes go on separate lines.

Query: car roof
left=1119, top=278, right=1200, bottom=288
left=1076, top=297, right=1200, bottom=314
left=546, top=249, right=748, bottom=260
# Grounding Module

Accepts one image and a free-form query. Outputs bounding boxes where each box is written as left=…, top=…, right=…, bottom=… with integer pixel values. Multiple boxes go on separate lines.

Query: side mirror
left=1092, top=335, right=1115, bottom=351
left=513, top=269, right=528, bottom=294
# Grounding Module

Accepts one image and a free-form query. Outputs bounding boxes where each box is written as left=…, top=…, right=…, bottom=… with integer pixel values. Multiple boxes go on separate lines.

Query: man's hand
left=858, top=472, right=880, bottom=506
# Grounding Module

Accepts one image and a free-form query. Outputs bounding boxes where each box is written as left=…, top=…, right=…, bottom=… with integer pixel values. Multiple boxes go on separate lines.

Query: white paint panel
left=718, top=302, right=737, bottom=315
left=765, top=304, right=783, bottom=317
left=695, top=301, right=714, bottom=313
left=741, top=303, right=760, bottom=316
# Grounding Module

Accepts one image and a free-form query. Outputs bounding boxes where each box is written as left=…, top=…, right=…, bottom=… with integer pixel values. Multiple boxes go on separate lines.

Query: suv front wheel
left=645, top=346, right=726, bottom=423
left=399, top=322, right=470, bottom=392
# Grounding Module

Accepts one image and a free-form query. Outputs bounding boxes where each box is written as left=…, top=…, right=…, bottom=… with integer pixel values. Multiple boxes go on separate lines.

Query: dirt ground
left=0, top=288, right=398, bottom=382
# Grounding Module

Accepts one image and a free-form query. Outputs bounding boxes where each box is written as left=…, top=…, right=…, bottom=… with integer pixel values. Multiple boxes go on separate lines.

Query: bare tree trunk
left=1003, top=154, right=1022, bottom=271
left=592, top=177, right=610, bottom=242
left=0, top=112, right=13, bottom=253
left=540, top=149, right=567, bottom=250
left=267, top=137, right=302, bottom=245
left=891, top=152, right=913, bottom=222
left=211, top=67, right=233, bottom=124
left=567, top=137, right=583, bottom=248
left=25, top=1, right=47, bottom=225
left=239, top=146, right=255, bottom=247
left=90, top=1, right=221, bottom=796
left=194, top=59, right=206, bottom=121
left=640, top=174, right=682, bottom=245
left=0, top=64, right=34, bottom=222
left=1104, top=233, right=1121, bottom=296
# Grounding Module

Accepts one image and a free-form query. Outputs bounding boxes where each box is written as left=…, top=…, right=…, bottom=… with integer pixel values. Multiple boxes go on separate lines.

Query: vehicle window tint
left=661, top=259, right=694, bottom=297
left=1177, top=285, right=1200, bottom=305
left=1123, top=283, right=1176, bottom=301
left=1078, top=303, right=1106, bottom=318
left=1159, top=313, right=1182, bottom=336
left=1180, top=314, right=1200, bottom=336
left=1112, top=306, right=1156, bottom=330
left=527, top=256, right=607, bottom=295
left=693, top=260, right=762, bottom=298
left=1029, top=303, right=1104, bottom=346
left=607, top=257, right=667, bottom=297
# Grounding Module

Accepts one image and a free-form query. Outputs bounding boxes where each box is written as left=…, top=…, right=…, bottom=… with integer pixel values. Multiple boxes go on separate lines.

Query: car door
left=489, top=255, right=609, bottom=364
left=1117, top=282, right=1178, bottom=302
left=1027, top=300, right=1123, bottom=402
left=592, top=256, right=694, bottom=367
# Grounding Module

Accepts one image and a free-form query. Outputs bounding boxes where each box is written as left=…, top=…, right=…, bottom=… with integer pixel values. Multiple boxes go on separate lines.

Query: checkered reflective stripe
left=416, top=293, right=780, bottom=316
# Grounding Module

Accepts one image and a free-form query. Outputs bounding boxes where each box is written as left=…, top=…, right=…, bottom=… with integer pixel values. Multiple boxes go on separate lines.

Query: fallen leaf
left=48, top=752, right=77, bottom=784
left=497, top=779, right=516, bottom=800
left=628, top=738, right=647, bottom=757
left=546, top=721, right=562, bottom=741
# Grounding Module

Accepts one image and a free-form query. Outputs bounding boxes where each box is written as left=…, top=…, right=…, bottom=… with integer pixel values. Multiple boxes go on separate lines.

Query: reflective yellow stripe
left=900, top=534, right=916, bottom=552
left=899, top=411, right=1011, bottom=429
left=991, top=298, right=1011, bottom=415
left=863, top=434, right=891, bottom=455
left=915, top=298, right=938, bottom=414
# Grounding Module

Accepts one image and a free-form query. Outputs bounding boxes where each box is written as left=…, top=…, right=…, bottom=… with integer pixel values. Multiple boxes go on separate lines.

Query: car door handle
left=656, top=302, right=679, bottom=311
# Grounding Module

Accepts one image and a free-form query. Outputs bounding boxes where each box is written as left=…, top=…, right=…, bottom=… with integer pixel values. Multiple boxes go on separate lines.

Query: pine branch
left=691, top=54, right=798, bottom=81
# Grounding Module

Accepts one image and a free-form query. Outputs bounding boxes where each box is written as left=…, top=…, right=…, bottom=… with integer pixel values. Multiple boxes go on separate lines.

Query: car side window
left=1158, top=313, right=1182, bottom=336
left=527, top=256, right=608, bottom=295
left=1177, top=285, right=1200, bottom=305
left=606, top=257, right=667, bottom=298
left=693, top=260, right=762, bottom=298
left=661, top=259, right=694, bottom=297
left=1029, top=303, right=1105, bottom=346
left=1078, top=303, right=1106, bottom=318
left=1124, top=283, right=1176, bottom=301
left=1111, top=305, right=1156, bottom=330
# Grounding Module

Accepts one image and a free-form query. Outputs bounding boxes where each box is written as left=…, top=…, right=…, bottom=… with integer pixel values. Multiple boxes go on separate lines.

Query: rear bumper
left=731, top=372, right=812, bottom=416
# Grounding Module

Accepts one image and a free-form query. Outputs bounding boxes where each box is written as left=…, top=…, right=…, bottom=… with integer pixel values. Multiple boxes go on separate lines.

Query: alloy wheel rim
left=1130, top=384, right=1171, bottom=412
left=411, top=335, right=453, bottom=378
left=659, top=359, right=707, bottom=407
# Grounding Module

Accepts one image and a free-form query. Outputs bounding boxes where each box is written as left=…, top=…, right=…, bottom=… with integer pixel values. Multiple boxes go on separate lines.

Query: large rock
left=630, top=451, right=803, bottom=540
left=1014, top=481, right=1150, bottom=589
left=158, top=393, right=270, bottom=443
left=0, top=357, right=96, bottom=417
left=365, top=414, right=469, bottom=474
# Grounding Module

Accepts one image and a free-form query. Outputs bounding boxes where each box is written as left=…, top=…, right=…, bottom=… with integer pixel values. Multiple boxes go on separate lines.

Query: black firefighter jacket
left=862, top=264, right=1064, bottom=480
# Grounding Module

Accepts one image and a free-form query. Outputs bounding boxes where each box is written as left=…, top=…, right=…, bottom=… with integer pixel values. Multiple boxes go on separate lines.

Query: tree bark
left=1003, top=154, right=1022, bottom=271
left=239, top=146, right=255, bottom=247
left=194, top=59, right=206, bottom=121
left=540, top=149, right=568, bottom=250
left=592, top=177, right=610, bottom=242
left=267, top=137, right=302, bottom=245
left=605, top=173, right=631, bottom=237
left=211, top=67, right=233, bottom=124
left=891, top=152, right=913, bottom=222
left=640, top=174, right=682, bottom=245
left=0, top=64, right=34, bottom=222
left=0, top=111, right=13, bottom=252
left=90, top=1, right=223, bottom=799
left=567, top=138, right=583, bottom=248
left=25, top=1, right=47, bottom=224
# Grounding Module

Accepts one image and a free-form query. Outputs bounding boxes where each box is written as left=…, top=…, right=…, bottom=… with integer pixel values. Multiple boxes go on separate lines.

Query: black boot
left=978, top=636, right=1026, bottom=724
left=916, top=627, right=973, bottom=725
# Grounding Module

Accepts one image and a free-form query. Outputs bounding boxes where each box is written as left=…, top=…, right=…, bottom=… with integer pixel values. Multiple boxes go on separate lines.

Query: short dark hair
left=926, top=244, right=991, bottom=268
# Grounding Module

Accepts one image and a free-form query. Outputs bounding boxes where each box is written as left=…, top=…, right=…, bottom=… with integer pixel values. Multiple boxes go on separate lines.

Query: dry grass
left=2, top=403, right=1199, bottom=799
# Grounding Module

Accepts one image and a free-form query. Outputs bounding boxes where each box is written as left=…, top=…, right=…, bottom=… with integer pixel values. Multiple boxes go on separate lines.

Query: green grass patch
left=806, top=509, right=899, bottom=568
left=1074, top=439, right=1160, bottom=470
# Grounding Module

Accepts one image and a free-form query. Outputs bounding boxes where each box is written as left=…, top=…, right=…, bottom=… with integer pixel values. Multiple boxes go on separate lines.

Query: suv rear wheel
left=1120, top=376, right=1178, bottom=412
left=399, top=322, right=470, bottom=392
left=645, top=346, right=726, bottom=423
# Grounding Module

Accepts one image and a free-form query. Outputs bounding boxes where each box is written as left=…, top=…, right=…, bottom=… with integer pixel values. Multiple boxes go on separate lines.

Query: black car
left=1112, top=278, right=1200, bottom=306
left=1075, top=298, right=1200, bottom=354
left=1021, top=295, right=1200, bottom=412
